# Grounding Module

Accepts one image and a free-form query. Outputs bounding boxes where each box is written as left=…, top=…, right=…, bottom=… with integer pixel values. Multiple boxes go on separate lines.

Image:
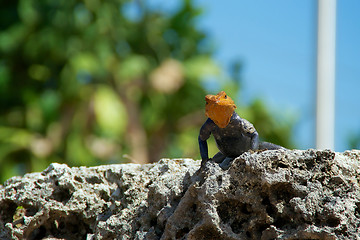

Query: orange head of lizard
left=205, top=91, right=237, bottom=128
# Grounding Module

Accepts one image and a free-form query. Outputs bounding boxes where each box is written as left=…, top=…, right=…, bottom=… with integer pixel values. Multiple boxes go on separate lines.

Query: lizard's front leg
left=198, top=136, right=209, bottom=167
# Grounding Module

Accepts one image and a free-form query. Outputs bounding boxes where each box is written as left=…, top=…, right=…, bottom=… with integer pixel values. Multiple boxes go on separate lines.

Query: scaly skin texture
left=199, top=91, right=284, bottom=168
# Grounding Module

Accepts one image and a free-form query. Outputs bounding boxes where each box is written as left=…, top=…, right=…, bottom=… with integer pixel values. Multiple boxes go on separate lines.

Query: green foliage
left=348, top=130, right=360, bottom=150
left=238, top=99, right=295, bottom=148
left=0, top=0, right=295, bottom=183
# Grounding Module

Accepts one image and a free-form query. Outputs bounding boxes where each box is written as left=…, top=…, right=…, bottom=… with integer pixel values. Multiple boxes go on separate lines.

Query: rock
left=1, top=149, right=360, bottom=240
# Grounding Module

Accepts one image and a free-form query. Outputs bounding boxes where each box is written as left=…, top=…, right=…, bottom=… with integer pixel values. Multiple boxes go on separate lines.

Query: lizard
left=198, top=91, right=285, bottom=169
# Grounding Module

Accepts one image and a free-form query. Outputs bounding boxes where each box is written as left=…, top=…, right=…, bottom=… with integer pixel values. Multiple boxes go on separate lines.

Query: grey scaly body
left=199, top=112, right=284, bottom=169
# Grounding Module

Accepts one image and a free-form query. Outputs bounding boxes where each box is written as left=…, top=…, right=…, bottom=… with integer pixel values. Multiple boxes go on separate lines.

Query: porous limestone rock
left=1, top=149, right=360, bottom=240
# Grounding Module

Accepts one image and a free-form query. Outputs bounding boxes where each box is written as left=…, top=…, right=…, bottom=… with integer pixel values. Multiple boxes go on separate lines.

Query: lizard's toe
left=219, top=157, right=234, bottom=170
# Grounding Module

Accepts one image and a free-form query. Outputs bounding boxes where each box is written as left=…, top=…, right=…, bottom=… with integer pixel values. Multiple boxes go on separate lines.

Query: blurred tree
left=0, top=0, right=295, bottom=183
left=348, top=131, right=360, bottom=150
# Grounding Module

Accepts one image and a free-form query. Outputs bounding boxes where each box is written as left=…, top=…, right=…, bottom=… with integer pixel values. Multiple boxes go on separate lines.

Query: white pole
left=316, top=0, right=336, bottom=150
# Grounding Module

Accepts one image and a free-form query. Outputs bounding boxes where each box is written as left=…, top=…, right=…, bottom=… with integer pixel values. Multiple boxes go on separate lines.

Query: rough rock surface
left=1, top=149, right=360, bottom=240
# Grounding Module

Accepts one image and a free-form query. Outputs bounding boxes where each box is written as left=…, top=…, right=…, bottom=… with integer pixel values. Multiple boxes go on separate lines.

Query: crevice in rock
left=85, top=175, right=103, bottom=184
left=28, top=225, right=46, bottom=240
left=217, top=200, right=253, bottom=235
left=51, top=186, right=72, bottom=203
left=0, top=200, right=18, bottom=223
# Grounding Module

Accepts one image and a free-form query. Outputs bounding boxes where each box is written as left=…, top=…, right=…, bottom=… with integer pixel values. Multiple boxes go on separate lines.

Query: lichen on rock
left=1, top=150, right=360, bottom=240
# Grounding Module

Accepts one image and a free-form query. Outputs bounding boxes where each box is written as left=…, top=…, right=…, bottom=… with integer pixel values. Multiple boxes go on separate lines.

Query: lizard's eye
left=224, top=95, right=227, bottom=99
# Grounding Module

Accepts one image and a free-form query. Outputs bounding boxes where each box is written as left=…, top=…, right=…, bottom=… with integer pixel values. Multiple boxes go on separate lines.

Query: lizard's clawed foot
left=219, top=157, right=234, bottom=170
left=212, top=152, right=226, bottom=163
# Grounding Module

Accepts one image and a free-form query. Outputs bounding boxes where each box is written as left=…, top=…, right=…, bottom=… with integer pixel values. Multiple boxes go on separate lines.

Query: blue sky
left=147, top=0, right=360, bottom=151
left=195, top=0, right=360, bottom=151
